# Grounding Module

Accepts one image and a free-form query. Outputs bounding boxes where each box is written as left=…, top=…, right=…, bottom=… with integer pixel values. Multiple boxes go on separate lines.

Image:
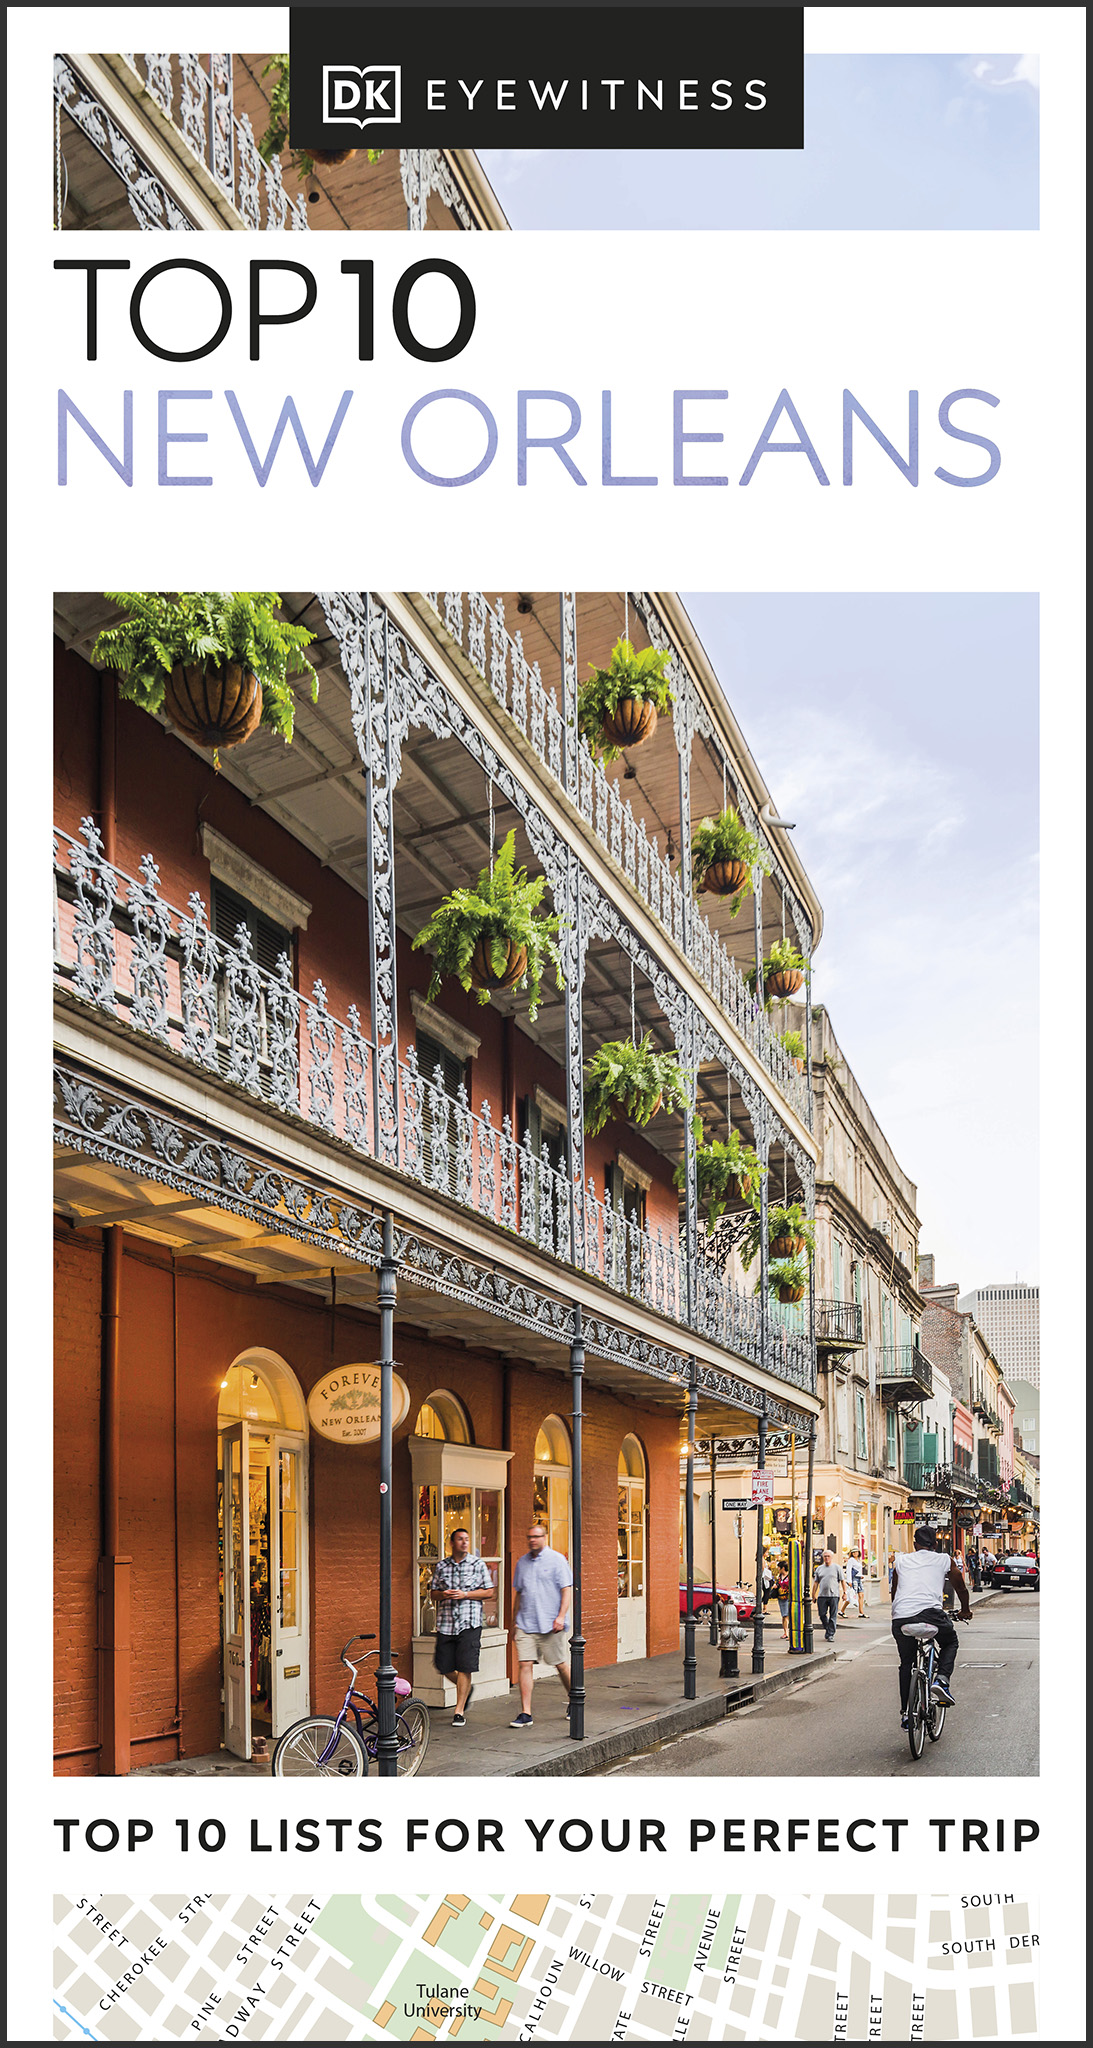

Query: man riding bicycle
left=890, top=1525, right=972, bottom=1727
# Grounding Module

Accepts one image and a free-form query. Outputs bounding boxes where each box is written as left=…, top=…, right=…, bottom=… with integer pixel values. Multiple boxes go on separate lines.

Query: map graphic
left=53, top=1890, right=1039, bottom=2040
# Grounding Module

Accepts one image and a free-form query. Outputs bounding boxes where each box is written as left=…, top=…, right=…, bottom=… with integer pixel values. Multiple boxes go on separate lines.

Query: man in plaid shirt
left=430, top=1528, right=495, bottom=1726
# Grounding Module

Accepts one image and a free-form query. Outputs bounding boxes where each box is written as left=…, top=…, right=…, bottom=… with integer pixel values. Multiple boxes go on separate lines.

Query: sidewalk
left=131, top=1593, right=1005, bottom=1782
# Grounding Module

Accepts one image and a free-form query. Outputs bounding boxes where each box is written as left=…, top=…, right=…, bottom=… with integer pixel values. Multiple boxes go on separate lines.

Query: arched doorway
left=617, top=1434, right=647, bottom=1661
left=218, top=1350, right=309, bottom=1759
left=533, top=1414, right=572, bottom=1559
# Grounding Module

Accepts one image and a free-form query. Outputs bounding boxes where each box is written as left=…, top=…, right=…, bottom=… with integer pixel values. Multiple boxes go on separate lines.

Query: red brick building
left=53, top=589, right=822, bottom=1772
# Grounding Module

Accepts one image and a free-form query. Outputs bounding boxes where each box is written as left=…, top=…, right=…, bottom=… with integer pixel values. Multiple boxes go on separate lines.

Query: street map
left=53, top=1889, right=1038, bottom=2040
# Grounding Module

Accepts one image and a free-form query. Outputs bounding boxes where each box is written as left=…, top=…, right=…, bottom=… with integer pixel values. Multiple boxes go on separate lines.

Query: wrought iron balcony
left=53, top=823, right=814, bottom=1393
left=904, top=1460, right=944, bottom=1494
left=424, top=590, right=812, bottom=1128
left=56, top=53, right=310, bottom=231
left=815, top=1299, right=864, bottom=1349
left=877, top=1343, right=933, bottom=1400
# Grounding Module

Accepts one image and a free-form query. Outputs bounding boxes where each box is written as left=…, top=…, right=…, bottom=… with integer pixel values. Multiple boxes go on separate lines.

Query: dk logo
left=322, top=63, right=402, bottom=130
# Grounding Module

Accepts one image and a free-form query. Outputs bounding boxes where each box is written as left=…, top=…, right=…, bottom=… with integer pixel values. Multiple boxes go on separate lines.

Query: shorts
left=515, top=1627, right=571, bottom=1666
left=433, top=1626, right=482, bottom=1676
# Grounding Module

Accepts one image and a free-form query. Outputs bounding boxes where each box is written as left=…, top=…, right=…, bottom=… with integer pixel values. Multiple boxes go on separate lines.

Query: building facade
left=54, top=588, right=824, bottom=1772
left=958, top=1284, right=1040, bottom=1390
left=918, top=1258, right=1023, bottom=1566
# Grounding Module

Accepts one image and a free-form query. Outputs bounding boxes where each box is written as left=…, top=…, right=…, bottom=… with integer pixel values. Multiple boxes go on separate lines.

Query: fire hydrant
left=719, top=1599, right=749, bottom=1681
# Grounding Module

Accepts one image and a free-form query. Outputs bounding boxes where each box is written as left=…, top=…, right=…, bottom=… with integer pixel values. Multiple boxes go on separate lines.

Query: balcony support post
left=559, top=594, right=578, bottom=799
left=375, top=1211, right=400, bottom=1776
left=361, top=596, right=401, bottom=1170
left=683, top=1359, right=698, bottom=1700
left=708, top=1436, right=720, bottom=1645
left=562, top=850, right=587, bottom=1266
left=751, top=1401, right=767, bottom=1675
left=802, top=1421, right=816, bottom=1652
left=568, top=1304, right=586, bottom=1739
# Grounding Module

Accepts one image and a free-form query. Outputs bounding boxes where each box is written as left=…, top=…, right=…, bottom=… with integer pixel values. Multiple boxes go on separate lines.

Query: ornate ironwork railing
left=877, top=1343, right=933, bottom=1397
left=56, top=54, right=310, bottom=231
left=814, top=1298, right=864, bottom=1347
left=423, top=590, right=811, bottom=1126
left=53, top=823, right=813, bottom=1391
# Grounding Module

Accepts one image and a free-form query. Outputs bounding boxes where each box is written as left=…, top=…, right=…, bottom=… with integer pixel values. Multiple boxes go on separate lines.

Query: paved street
left=602, top=1594, right=1038, bottom=1777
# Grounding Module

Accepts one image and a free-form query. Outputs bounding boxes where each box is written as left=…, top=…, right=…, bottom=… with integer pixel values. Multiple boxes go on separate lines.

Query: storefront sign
left=763, top=1455, right=789, bottom=1477
left=893, top=1509, right=915, bottom=1522
left=307, top=1364, right=410, bottom=1443
left=750, top=1470, right=775, bottom=1503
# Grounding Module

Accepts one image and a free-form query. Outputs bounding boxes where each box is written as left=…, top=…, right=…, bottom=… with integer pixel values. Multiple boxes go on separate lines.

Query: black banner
left=290, top=7, right=803, bottom=150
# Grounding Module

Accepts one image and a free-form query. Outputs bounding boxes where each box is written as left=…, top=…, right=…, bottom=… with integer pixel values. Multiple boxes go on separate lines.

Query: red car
left=678, top=1584, right=755, bottom=1623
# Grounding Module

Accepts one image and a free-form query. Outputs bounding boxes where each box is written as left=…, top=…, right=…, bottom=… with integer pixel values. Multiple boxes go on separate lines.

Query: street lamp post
left=375, top=1211, right=399, bottom=1777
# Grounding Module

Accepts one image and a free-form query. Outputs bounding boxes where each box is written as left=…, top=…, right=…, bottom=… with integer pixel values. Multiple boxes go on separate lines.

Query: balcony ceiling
left=53, top=1149, right=765, bottom=1434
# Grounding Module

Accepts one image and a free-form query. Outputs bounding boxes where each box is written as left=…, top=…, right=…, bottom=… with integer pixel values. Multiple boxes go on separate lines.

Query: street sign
left=750, top=1470, right=775, bottom=1503
left=721, top=1497, right=753, bottom=1511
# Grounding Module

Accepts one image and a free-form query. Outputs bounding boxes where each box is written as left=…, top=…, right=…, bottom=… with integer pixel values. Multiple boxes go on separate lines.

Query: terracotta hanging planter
left=729, top=1175, right=756, bottom=1206
left=307, top=146, right=358, bottom=166
left=776, top=1282, right=806, bottom=1304
left=770, top=1234, right=807, bottom=1259
left=702, top=857, right=750, bottom=898
left=469, top=935, right=528, bottom=994
left=163, top=661, right=263, bottom=751
left=601, top=697, right=658, bottom=752
left=764, top=967, right=805, bottom=1001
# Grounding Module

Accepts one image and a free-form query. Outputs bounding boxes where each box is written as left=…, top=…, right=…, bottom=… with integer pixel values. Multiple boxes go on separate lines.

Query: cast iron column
left=683, top=1359, right=698, bottom=1699
left=568, top=1305, right=586, bottom=1739
left=376, top=1212, right=399, bottom=1775
left=752, top=1404, right=768, bottom=1675
left=708, top=1437, right=719, bottom=1645
left=803, top=1420, right=816, bottom=1652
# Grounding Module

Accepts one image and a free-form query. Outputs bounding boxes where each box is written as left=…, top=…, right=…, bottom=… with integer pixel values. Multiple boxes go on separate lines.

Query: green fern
left=677, top=1130, right=764, bottom=1224
left=411, top=830, right=564, bottom=1022
left=744, top=937, right=808, bottom=1008
left=584, top=1032, right=695, bottom=1138
left=689, top=808, right=770, bottom=904
left=91, top=593, right=316, bottom=744
left=739, top=1201, right=816, bottom=1272
left=577, top=639, right=675, bottom=761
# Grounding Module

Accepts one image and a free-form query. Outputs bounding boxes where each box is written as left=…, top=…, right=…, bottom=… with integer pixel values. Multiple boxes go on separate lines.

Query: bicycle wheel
left=926, top=1698, right=947, bottom=1742
left=906, top=1670, right=927, bottom=1760
left=361, top=1699, right=432, bottom=1777
left=272, top=1717, right=367, bottom=1777
left=395, top=1698, right=431, bottom=1777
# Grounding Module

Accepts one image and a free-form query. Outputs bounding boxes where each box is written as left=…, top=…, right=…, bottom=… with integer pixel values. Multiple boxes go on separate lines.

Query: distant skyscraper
left=958, top=1284, right=1039, bottom=1388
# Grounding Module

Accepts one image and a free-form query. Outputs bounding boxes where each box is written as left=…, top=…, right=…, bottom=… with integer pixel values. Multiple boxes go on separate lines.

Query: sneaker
left=564, top=1702, right=571, bottom=1718
left=509, top=1711, right=534, bottom=1728
left=451, top=1713, right=467, bottom=1727
left=901, top=1713, right=910, bottom=1729
left=930, top=1679, right=956, bottom=1706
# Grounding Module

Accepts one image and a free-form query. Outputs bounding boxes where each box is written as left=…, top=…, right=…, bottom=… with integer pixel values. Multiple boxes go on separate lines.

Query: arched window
left=216, top=1349, right=308, bottom=1753
left=415, top=1391, right=471, bottom=1443
left=218, top=1351, right=307, bottom=1433
left=533, top=1414, right=572, bottom=1558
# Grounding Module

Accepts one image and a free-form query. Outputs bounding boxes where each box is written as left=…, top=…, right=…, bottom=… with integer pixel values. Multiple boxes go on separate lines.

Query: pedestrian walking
left=811, top=1550, right=844, bottom=1642
left=776, top=1561, right=791, bottom=1639
left=509, top=1522, right=573, bottom=1727
left=761, top=1553, right=777, bottom=1610
left=430, top=1527, right=495, bottom=1727
left=843, top=1552, right=865, bottom=1617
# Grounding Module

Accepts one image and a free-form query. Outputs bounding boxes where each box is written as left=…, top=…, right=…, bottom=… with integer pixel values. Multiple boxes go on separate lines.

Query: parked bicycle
left=901, top=1620, right=951, bottom=1759
left=271, top=1635, right=431, bottom=1777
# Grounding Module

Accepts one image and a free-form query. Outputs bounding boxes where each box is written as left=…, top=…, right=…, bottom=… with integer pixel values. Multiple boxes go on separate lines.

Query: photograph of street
left=52, top=586, right=1037, bottom=1780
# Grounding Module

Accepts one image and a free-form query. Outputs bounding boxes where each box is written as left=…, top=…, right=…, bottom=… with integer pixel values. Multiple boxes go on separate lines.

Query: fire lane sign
left=750, top=1470, right=775, bottom=1503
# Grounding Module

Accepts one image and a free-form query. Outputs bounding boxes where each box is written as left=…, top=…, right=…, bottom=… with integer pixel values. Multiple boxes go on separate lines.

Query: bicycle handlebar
left=340, top=1633, right=400, bottom=1668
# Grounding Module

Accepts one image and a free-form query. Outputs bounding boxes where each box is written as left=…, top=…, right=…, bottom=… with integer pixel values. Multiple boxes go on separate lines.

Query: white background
left=8, top=7, right=1085, bottom=2043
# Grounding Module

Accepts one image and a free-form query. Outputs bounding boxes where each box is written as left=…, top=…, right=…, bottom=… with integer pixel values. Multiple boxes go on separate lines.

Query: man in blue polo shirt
left=509, top=1522, right=573, bottom=1727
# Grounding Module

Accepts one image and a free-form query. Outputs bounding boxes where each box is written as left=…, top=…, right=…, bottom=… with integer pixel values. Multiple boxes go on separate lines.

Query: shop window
left=417, top=1029, right=467, bottom=1197
left=414, top=1390, right=471, bottom=1443
left=412, top=1404, right=505, bottom=1640
left=533, top=1413, right=572, bottom=1559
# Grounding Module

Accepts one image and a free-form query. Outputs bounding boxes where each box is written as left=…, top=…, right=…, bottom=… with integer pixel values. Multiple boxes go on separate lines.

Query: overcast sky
left=681, top=593, right=1039, bottom=1290
left=481, top=53, right=1039, bottom=228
